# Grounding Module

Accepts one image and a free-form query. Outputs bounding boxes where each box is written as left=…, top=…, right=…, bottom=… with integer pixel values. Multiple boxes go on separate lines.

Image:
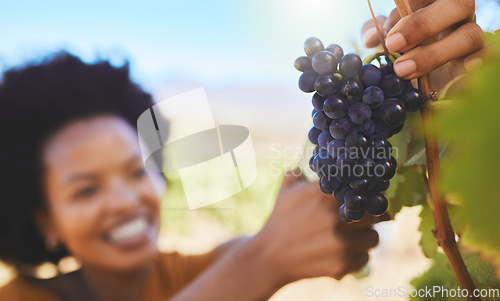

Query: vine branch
left=392, top=1, right=479, bottom=300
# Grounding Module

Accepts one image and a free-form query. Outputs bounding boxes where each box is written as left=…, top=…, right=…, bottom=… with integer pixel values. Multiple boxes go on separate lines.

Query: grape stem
left=393, top=1, right=479, bottom=300
left=367, top=0, right=394, bottom=61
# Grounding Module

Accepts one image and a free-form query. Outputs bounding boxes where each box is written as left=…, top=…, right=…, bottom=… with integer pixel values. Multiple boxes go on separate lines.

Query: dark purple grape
left=380, top=74, right=404, bottom=97
left=315, top=151, right=338, bottom=178
left=312, top=51, right=338, bottom=75
left=356, top=119, right=376, bottom=136
left=358, top=157, right=376, bottom=175
left=373, top=180, right=390, bottom=192
left=362, top=86, right=385, bottom=108
left=371, top=137, right=392, bottom=160
left=345, top=132, right=370, bottom=158
left=339, top=78, right=364, bottom=102
left=375, top=121, right=392, bottom=138
left=327, top=139, right=346, bottom=158
left=359, top=64, right=382, bottom=87
left=366, top=191, right=388, bottom=216
left=345, top=208, right=365, bottom=222
left=318, top=131, right=333, bottom=150
left=374, top=158, right=397, bottom=181
left=312, top=93, right=326, bottom=110
left=298, top=69, right=318, bottom=93
left=313, top=145, right=320, bottom=156
left=308, top=127, right=322, bottom=145
left=312, top=108, right=318, bottom=117
left=323, top=95, right=348, bottom=119
left=388, top=156, right=397, bottom=167
left=294, top=56, right=312, bottom=72
left=336, top=155, right=356, bottom=184
left=329, top=118, right=355, bottom=140
left=336, top=154, right=357, bottom=169
left=319, top=176, right=341, bottom=194
left=371, top=108, right=380, bottom=122
left=334, top=186, right=351, bottom=204
left=345, top=190, right=367, bottom=212
left=326, top=44, right=344, bottom=61
left=339, top=204, right=353, bottom=222
left=313, top=110, right=332, bottom=131
left=381, top=63, right=395, bottom=77
left=309, top=155, right=316, bottom=172
left=339, top=53, right=362, bottom=78
left=379, top=98, right=407, bottom=127
left=348, top=102, right=371, bottom=125
left=312, top=151, right=335, bottom=176
left=304, top=37, right=324, bottom=57
left=389, top=123, right=404, bottom=136
left=314, top=74, right=339, bottom=96
left=401, top=88, right=426, bottom=112
left=349, top=178, right=373, bottom=194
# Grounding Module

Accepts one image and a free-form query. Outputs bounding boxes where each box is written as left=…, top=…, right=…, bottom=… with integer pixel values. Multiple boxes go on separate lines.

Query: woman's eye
left=132, top=167, right=146, bottom=179
left=75, top=186, right=98, bottom=199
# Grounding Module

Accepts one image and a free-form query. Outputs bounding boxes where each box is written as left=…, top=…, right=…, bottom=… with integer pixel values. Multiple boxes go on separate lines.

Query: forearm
left=212, top=236, right=251, bottom=261
left=171, top=234, right=284, bottom=301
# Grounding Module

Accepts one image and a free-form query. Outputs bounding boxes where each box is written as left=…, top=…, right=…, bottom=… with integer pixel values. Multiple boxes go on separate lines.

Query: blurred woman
left=0, top=53, right=379, bottom=301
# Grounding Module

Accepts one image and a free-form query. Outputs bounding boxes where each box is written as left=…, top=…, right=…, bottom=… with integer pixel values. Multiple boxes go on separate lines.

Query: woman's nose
left=106, top=181, right=140, bottom=213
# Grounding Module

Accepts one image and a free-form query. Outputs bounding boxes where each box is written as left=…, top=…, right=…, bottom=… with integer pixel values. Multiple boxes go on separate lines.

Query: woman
left=0, top=53, right=379, bottom=301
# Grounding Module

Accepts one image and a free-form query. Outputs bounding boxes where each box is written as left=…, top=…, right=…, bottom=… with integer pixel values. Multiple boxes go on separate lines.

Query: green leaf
left=386, top=166, right=426, bottom=217
left=448, top=203, right=467, bottom=237
left=418, top=205, right=438, bottom=258
left=435, top=33, right=500, bottom=278
left=388, top=117, right=413, bottom=163
left=485, top=31, right=496, bottom=44
left=411, top=252, right=500, bottom=301
left=410, top=253, right=458, bottom=301
left=362, top=51, right=401, bottom=65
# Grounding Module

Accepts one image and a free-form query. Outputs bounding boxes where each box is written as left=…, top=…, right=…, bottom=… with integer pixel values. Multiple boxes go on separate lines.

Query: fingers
left=279, top=168, right=302, bottom=192
left=464, top=47, right=488, bottom=72
left=347, top=252, right=370, bottom=274
left=383, top=8, right=401, bottom=34
left=341, top=228, right=380, bottom=252
left=361, top=15, right=387, bottom=48
left=392, top=22, right=484, bottom=79
left=361, top=0, right=436, bottom=49
left=334, top=252, right=370, bottom=279
left=386, top=0, right=476, bottom=53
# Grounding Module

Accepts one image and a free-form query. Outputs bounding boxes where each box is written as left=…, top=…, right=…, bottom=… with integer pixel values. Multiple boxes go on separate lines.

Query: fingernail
left=464, top=58, right=483, bottom=72
left=362, top=27, right=378, bottom=47
left=394, top=59, right=417, bottom=78
left=386, top=32, right=407, bottom=52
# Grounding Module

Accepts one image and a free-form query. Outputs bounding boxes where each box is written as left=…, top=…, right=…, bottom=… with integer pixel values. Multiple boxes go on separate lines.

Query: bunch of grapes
left=296, top=37, right=426, bottom=223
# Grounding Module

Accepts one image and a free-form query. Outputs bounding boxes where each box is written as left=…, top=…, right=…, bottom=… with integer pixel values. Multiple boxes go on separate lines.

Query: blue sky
left=0, top=0, right=498, bottom=91
left=0, top=0, right=395, bottom=89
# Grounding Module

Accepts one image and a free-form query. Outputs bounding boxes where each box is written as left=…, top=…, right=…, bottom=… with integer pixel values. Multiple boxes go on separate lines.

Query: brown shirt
left=0, top=251, right=215, bottom=301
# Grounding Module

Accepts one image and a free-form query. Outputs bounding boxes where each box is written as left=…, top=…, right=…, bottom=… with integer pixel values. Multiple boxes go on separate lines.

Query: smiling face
left=41, top=115, right=162, bottom=271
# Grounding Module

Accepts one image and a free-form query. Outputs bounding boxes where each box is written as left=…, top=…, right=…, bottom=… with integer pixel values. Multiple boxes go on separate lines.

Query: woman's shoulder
left=0, top=276, right=61, bottom=301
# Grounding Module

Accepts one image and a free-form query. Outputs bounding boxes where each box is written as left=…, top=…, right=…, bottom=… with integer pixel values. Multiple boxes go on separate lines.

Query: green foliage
left=381, top=25, right=500, bottom=294
left=385, top=166, right=426, bottom=216
left=418, top=205, right=438, bottom=258
left=411, top=252, right=500, bottom=301
left=435, top=33, right=500, bottom=277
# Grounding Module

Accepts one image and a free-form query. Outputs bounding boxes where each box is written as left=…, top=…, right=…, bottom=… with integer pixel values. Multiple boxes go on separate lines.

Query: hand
left=362, top=0, right=484, bottom=89
left=255, top=170, right=380, bottom=283
left=171, top=171, right=382, bottom=301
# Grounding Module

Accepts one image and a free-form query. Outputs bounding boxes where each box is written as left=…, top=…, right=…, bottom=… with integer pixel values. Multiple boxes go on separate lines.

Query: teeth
left=108, top=218, right=148, bottom=243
